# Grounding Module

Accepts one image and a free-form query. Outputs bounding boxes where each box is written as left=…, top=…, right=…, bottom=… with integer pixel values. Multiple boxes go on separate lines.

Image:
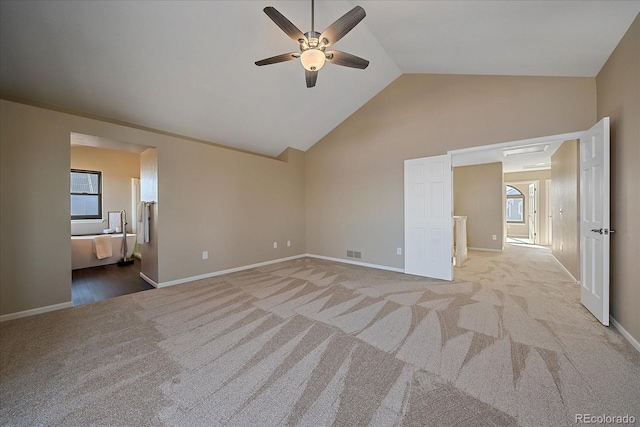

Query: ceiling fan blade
left=325, top=50, right=369, bottom=69
left=319, top=6, right=366, bottom=47
left=255, top=52, right=299, bottom=66
left=305, top=70, right=318, bottom=88
left=263, top=7, right=307, bottom=43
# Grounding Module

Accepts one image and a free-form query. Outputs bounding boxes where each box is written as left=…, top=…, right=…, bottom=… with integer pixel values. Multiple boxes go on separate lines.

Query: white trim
left=306, top=254, right=405, bottom=273
left=140, top=272, right=158, bottom=288
left=550, top=254, right=578, bottom=283
left=143, top=254, right=403, bottom=289
left=506, top=180, right=542, bottom=186
left=468, top=247, right=503, bottom=253
left=151, top=254, right=308, bottom=288
left=610, top=316, right=640, bottom=353
left=447, top=131, right=583, bottom=157
left=0, top=301, right=74, bottom=322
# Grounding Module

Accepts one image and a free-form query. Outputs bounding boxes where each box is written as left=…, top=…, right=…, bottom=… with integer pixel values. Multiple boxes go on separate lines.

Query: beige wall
left=0, top=99, right=306, bottom=315
left=306, top=74, right=596, bottom=268
left=551, top=140, right=580, bottom=280
left=156, top=144, right=305, bottom=283
left=1, top=101, right=72, bottom=314
left=70, top=146, right=140, bottom=235
left=504, top=169, right=552, bottom=244
left=596, top=13, right=640, bottom=341
left=454, top=163, right=503, bottom=251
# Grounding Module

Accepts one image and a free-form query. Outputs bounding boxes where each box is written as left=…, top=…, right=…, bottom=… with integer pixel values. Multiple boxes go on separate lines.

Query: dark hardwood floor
left=72, top=257, right=154, bottom=306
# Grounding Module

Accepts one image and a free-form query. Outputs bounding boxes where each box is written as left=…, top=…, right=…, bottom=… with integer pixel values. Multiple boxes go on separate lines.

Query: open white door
left=528, top=182, right=537, bottom=244
left=405, top=155, right=453, bottom=280
left=580, top=117, right=610, bottom=326
left=545, top=179, right=552, bottom=245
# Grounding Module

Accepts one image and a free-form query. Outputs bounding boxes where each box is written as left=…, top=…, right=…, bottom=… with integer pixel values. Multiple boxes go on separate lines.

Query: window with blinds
left=71, top=169, right=102, bottom=220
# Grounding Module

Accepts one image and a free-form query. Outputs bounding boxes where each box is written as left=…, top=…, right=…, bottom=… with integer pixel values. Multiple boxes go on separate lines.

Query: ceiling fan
left=255, top=0, right=369, bottom=88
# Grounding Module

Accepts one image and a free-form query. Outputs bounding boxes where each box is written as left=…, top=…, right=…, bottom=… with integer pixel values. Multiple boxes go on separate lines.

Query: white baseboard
left=142, top=253, right=403, bottom=289
left=467, top=247, right=503, bottom=253
left=140, top=272, right=158, bottom=288
left=610, top=316, right=640, bottom=353
left=305, top=254, right=405, bottom=273
left=2, top=255, right=310, bottom=321
left=7, top=257, right=633, bottom=357
left=151, top=254, right=308, bottom=288
left=0, top=301, right=74, bottom=323
left=550, top=254, right=578, bottom=283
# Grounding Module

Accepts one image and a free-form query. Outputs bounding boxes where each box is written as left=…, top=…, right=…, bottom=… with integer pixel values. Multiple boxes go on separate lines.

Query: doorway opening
left=70, top=132, right=156, bottom=305
left=406, top=119, right=611, bottom=326
left=504, top=180, right=551, bottom=247
left=450, top=133, right=575, bottom=257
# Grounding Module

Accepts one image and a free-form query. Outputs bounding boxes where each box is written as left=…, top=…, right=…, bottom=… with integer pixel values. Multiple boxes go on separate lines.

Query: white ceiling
left=1, top=1, right=639, bottom=157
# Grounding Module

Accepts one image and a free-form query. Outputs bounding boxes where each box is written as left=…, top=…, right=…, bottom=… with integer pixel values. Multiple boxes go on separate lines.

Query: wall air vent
left=347, top=250, right=362, bottom=259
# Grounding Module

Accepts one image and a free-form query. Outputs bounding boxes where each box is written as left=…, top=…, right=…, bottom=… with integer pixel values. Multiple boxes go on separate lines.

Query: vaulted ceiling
left=1, top=1, right=638, bottom=157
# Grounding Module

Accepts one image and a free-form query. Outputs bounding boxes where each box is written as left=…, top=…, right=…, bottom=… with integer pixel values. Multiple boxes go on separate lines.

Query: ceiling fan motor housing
left=302, top=31, right=325, bottom=50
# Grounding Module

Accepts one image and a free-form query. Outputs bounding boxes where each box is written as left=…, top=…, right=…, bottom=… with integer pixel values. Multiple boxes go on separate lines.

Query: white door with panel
left=545, top=179, right=552, bottom=245
left=580, top=117, right=611, bottom=326
left=404, top=155, right=453, bottom=281
left=528, top=182, right=538, bottom=244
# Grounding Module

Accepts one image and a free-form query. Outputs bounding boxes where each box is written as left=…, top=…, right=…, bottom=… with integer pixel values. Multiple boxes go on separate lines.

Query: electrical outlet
left=202, top=251, right=208, bottom=260
left=287, top=240, right=291, bottom=247
left=492, top=234, right=497, bottom=241
left=397, top=248, right=402, bottom=255
left=273, top=242, right=278, bottom=249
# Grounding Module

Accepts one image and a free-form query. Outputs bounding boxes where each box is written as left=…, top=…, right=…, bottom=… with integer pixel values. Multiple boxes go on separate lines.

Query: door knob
left=591, top=228, right=603, bottom=234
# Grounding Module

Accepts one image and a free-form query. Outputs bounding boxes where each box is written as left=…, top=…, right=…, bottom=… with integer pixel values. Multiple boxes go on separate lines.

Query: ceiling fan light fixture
left=300, top=49, right=326, bottom=71
left=256, top=2, right=368, bottom=87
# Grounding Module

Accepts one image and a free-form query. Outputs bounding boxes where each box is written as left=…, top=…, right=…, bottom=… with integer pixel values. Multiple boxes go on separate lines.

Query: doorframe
left=447, top=130, right=584, bottom=272
left=449, top=131, right=582, bottom=258
left=448, top=131, right=583, bottom=158
left=405, top=125, right=616, bottom=330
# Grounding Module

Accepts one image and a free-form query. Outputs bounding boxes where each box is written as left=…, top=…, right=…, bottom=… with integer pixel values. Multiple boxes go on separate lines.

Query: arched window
left=506, top=185, right=524, bottom=223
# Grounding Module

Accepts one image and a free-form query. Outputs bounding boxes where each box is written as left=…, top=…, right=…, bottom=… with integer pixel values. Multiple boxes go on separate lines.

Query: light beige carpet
left=1, top=244, right=639, bottom=426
